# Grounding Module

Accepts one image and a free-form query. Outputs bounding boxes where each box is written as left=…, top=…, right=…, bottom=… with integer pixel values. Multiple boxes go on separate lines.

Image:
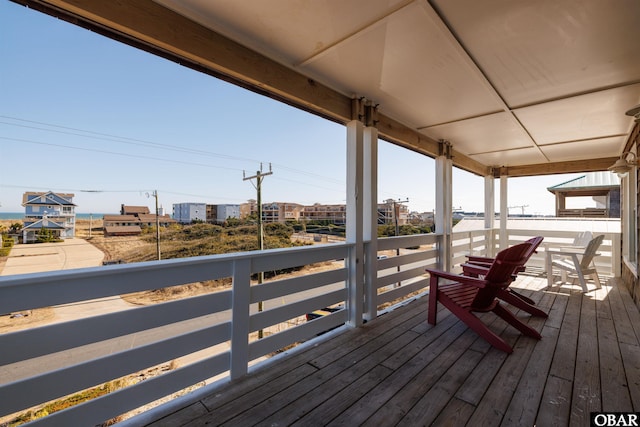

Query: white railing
left=451, top=229, right=493, bottom=268
left=375, top=233, right=439, bottom=308
left=0, top=238, right=437, bottom=426
left=0, top=225, right=621, bottom=425
left=449, top=226, right=620, bottom=276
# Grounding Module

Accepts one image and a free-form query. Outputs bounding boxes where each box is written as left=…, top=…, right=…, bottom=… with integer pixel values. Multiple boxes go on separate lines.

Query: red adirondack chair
left=462, top=236, right=547, bottom=318
left=426, top=241, right=542, bottom=353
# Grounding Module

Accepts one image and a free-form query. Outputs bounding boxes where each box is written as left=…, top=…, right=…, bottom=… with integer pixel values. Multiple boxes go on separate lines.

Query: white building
left=173, top=203, right=206, bottom=224
left=216, top=204, right=240, bottom=223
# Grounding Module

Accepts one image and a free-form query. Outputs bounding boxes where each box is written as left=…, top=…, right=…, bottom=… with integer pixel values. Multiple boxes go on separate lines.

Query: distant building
left=21, top=191, right=76, bottom=243
left=299, top=203, right=346, bottom=224
left=102, top=216, right=142, bottom=236
left=104, top=205, right=176, bottom=236
left=407, top=211, right=434, bottom=225
left=172, top=203, right=241, bottom=224
left=121, top=205, right=149, bottom=216
left=215, top=204, right=241, bottom=223
left=547, top=172, right=620, bottom=218
left=241, top=199, right=258, bottom=219
left=234, top=200, right=409, bottom=225
left=263, top=202, right=304, bottom=223
left=172, top=200, right=415, bottom=226
left=173, top=203, right=207, bottom=224
left=378, top=199, right=409, bottom=226
left=207, top=204, right=217, bottom=222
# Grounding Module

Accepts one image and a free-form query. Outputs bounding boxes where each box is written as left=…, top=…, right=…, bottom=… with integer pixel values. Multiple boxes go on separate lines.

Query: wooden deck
left=146, top=270, right=640, bottom=426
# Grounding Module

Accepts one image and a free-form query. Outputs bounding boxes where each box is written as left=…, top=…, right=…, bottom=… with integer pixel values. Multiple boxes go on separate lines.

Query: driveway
left=1, top=238, right=105, bottom=276
left=1, top=238, right=134, bottom=322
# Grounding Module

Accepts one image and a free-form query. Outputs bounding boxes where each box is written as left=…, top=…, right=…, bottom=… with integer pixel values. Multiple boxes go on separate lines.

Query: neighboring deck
left=146, top=270, right=640, bottom=426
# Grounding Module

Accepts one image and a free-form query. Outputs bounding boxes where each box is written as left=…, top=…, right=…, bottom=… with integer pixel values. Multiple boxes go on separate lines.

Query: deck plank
left=144, top=274, right=640, bottom=427
left=549, top=287, right=581, bottom=382
left=149, top=402, right=209, bottom=427
left=288, top=364, right=393, bottom=426
left=596, top=284, right=633, bottom=411
left=395, top=347, right=484, bottom=426
left=339, top=321, right=471, bottom=426
left=363, top=326, right=480, bottom=425
left=466, top=334, right=537, bottom=426
left=260, top=330, right=418, bottom=426
left=571, top=291, right=601, bottom=425
left=609, top=279, right=640, bottom=411
left=609, top=278, right=640, bottom=346
left=536, top=286, right=577, bottom=427
left=501, top=322, right=559, bottom=427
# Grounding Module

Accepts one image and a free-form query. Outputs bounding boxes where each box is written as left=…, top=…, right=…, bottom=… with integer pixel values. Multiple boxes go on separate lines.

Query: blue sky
left=0, top=1, right=585, bottom=215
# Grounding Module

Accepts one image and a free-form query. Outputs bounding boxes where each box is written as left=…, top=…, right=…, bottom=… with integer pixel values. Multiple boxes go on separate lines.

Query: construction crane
left=508, top=205, right=529, bottom=215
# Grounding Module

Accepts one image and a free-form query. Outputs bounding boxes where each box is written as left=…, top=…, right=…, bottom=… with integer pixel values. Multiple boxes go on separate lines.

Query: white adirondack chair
left=568, top=230, right=593, bottom=248
left=545, top=234, right=604, bottom=293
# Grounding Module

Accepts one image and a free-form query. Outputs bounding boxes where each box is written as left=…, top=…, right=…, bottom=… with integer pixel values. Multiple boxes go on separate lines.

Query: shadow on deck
left=145, top=269, right=640, bottom=426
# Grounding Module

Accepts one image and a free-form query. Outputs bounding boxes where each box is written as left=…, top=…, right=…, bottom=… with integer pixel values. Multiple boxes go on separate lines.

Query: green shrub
left=1, top=234, right=14, bottom=256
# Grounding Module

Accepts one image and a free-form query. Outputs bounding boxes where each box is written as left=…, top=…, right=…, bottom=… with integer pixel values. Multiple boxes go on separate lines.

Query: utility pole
left=155, top=191, right=160, bottom=260
left=392, top=198, right=410, bottom=237
left=244, top=163, right=273, bottom=339
left=392, top=198, right=409, bottom=287
left=147, top=190, right=161, bottom=260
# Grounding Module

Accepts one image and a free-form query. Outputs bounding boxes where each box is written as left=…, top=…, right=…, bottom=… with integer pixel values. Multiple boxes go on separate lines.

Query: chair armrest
left=466, top=255, right=495, bottom=264
left=547, top=248, right=585, bottom=256
left=460, top=263, right=489, bottom=277
left=466, top=260, right=493, bottom=269
left=425, top=268, right=488, bottom=288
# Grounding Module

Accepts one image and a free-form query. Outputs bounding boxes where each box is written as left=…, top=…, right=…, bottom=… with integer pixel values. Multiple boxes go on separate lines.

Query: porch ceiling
left=18, top=0, right=640, bottom=177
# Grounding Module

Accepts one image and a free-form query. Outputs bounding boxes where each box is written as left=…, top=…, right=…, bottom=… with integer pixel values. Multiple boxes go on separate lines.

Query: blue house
left=21, top=191, right=76, bottom=242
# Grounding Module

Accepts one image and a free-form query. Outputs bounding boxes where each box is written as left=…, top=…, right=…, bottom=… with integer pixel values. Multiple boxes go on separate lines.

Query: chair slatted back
left=522, top=236, right=544, bottom=262
left=573, top=231, right=593, bottom=247
left=471, top=242, right=532, bottom=309
left=580, top=234, right=605, bottom=269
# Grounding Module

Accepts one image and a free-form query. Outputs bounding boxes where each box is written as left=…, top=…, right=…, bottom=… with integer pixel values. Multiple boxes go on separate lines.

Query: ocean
left=0, top=212, right=115, bottom=220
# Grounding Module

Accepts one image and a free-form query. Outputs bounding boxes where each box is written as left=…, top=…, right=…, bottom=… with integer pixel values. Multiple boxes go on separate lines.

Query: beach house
left=20, top=191, right=76, bottom=243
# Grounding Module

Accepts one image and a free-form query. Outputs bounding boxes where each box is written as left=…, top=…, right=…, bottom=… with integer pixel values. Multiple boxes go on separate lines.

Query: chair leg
left=593, top=272, right=602, bottom=289
left=546, top=254, right=553, bottom=287
left=435, top=294, right=513, bottom=353
left=497, top=289, right=548, bottom=318
left=575, top=268, right=590, bottom=293
left=453, top=305, right=514, bottom=353
left=507, top=289, right=536, bottom=306
left=492, top=303, right=542, bottom=340
left=591, top=263, right=602, bottom=289
left=428, top=278, right=438, bottom=325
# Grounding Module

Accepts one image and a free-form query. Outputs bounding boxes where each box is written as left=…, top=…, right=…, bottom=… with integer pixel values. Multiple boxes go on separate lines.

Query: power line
left=0, top=115, right=344, bottom=184
left=0, top=136, right=243, bottom=172
left=0, top=134, right=345, bottom=197
left=0, top=116, right=261, bottom=163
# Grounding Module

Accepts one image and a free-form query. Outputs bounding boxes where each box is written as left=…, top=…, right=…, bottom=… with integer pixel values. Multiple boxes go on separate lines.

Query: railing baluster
left=230, top=258, right=251, bottom=379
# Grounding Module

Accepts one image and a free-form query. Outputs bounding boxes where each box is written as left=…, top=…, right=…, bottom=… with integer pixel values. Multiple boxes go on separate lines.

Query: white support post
left=484, top=175, right=495, bottom=257
left=435, top=146, right=453, bottom=271
left=363, top=125, right=378, bottom=321
left=346, top=120, right=364, bottom=327
left=500, top=175, right=508, bottom=250
left=230, top=258, right=251, bottom=379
